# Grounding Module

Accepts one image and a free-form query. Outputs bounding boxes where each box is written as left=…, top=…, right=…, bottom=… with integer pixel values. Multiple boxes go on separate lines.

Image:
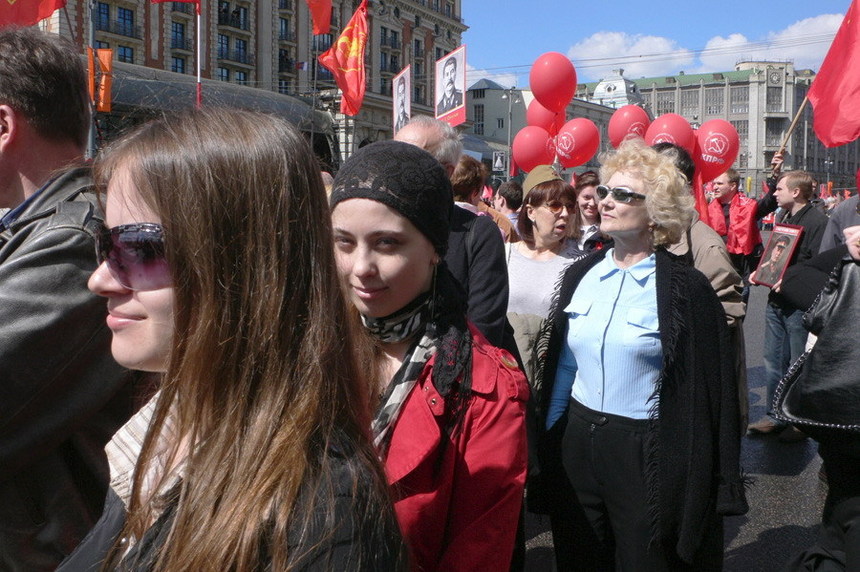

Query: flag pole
left=772, top=95, right=809, bottom=176
left=195, top=1, right=202, bottom=108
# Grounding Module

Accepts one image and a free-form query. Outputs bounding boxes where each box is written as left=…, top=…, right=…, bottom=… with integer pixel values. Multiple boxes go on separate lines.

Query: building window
left=704, top=87, right=723, bottom=115
left=472, top=89, right=485, bottom=99
left=217, top=34, right=229, bottom=59
left=414, top=39, right=422, bottom=59
left=278, top=79, right=291, bottom=94
left=497, top=117, right=504, bottom=129
left=116, top=7, right=134, bottom=37
left=656, top=91, right=675, bottom=115
left=766, top=86, right=783, bottom=113
left=235, top=38, right=248, bottom=62
left=217, top=67, right=229, bottom=82
left=380, top=52, right=389, bottom=72
left=171, top=21, right=186, bottom=50
left=680, top=89, right=699, bottom=117
left=380, top=26, right=388, bottom=45
left=766, top=119, right=783, bottom=146
left=730, top=86, right=749, bottom=114
left=171, top=56, right=186, bottom=74
left=235, top=5, right=249, bottom=30
left=95, top=40, right=110, bottom=50
left=435, top=47, right=443, bottom=61
left=235, top=70, right=248, bottom=85
left=474, top=104, right=484, bottom=135
left=96, top=2, right=110, bottom=29
left=279, top=18, right=292, bottom=41
left=117, top=45, right=134, bottom=63
left=730, top=120, right=749, bottom=147
left=390, top=31, right=399, bottom=48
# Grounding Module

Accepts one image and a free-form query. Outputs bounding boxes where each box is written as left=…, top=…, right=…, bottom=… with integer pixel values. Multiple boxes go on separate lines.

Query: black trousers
left=784, top=438, right=860, bottom=571
left=561, top=398, right=723, bottom=572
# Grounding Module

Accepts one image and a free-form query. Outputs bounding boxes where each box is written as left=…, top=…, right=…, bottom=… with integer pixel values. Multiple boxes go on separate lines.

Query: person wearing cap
left=330, top=140, right=529, bottom=572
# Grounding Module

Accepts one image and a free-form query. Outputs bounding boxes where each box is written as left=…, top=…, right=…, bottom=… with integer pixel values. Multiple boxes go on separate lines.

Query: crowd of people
left=2, top=26, right=857, bottom=572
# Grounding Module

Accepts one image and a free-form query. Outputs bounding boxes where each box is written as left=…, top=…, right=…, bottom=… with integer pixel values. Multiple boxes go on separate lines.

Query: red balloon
left=555, top=118, right=600, bottom=168
left=608, top=105, right=650, bottom=148
left=512, top=126, right=556, bottom=173
left=526, top=99, right=565, bottom=136
left=694, top=119, right=740, bottom=181
left=644, top=113, right=695, bottom=153
left=529, top=52, right=577, bottom=113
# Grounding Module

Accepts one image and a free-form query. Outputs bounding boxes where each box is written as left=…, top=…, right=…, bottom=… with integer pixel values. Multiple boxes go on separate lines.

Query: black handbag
left=772, top=257, right=860, bottom=432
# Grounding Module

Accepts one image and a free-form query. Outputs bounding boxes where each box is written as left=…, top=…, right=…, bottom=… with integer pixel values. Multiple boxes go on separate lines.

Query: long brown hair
left=95, top=109, right=399, bottom=570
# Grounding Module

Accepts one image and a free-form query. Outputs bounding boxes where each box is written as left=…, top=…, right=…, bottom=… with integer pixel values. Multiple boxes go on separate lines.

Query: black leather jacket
left=0, top=167, right=136, bottom=571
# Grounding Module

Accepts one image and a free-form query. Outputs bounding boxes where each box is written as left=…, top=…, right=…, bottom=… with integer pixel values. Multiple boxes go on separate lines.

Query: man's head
left=396, top=76, right=406, bottom=111
left=770, top=235, right=790, bottom=262
left=775, top=170, right=814, bottom=212
left=652, top=142, right=695, bottom=186
left=712, top=168, right=740, bottom=204
left=443, top=57, right=457, bottom=99
left=0, top=28, right=89, bottom=151
left=494, top=181, right=523, bottom=214
left=393, top=115, right=462, bottom=178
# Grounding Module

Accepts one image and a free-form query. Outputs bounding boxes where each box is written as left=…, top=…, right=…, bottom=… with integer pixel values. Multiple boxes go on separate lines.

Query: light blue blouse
left=546, top=250, right=662, bottom=428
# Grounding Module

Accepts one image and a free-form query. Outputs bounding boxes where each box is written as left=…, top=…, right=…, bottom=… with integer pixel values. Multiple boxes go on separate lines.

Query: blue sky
left=461, top=0, right=851, bottom=88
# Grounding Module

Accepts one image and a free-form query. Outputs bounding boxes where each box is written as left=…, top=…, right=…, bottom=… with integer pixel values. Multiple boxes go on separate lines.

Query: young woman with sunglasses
left=534, top=139, right=748, bottom=571
left=77, top=110, right=405, bottom=571
left=329, top=140, right=528, bottom=572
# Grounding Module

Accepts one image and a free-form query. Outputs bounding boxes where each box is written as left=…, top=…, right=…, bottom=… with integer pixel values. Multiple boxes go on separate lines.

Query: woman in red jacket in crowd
left=330, top=140, right=529, bottom=572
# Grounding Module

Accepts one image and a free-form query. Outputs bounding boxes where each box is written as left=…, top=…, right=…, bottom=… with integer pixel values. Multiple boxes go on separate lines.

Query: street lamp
left=501, top=86, right=520, bottom=181
left=825, top=155, right=833, bottom=186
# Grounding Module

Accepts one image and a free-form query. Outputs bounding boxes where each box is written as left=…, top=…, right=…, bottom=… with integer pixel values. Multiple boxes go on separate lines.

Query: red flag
left=692, top=172, right=710, bottom=226
left=0, top=0, right=65, bottom=27
left=808, top=0, right=860, bottom=147
left=318, top=0, right=367, bottom=116
left=305, top=0, right=331, bottom=36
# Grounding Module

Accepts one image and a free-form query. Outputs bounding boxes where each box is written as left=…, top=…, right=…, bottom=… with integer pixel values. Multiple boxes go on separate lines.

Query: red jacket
left=385, top=325, right=529, bottom=572
left=707, top=192, right=762, bottom=255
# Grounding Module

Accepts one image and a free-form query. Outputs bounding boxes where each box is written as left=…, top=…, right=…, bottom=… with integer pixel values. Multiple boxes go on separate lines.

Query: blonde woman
left=537, top=139, right=748, bottom=570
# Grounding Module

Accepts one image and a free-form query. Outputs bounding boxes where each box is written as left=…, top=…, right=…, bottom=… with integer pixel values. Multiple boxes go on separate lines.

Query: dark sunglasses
left=596, top=185, right=647, bottom=203
left=541, top=200, right=575, bottom=215
left=96, top=223, right=171, bottom=291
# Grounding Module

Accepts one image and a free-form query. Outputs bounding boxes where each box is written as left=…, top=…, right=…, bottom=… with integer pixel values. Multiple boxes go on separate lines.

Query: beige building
left=578, top=62, right=860, bottom=195
left=39, top=0, right=466, bottom=166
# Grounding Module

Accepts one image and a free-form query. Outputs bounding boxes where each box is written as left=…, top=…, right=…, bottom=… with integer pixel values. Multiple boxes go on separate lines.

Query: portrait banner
left=751, top=224, right=803, bottom=288
left=434, top=44, right=466, bottom=126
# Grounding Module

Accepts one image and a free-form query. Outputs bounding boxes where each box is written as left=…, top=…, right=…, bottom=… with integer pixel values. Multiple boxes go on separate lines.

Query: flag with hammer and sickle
left=318, top=0, right=368, bottom=116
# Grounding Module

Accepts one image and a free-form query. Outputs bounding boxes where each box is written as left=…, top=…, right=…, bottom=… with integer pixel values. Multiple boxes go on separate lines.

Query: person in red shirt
left=707, top=155, right=781, bottom=302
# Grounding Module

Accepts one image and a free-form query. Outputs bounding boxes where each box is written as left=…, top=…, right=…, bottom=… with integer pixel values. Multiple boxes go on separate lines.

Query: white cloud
left=560, top=13, right=843, bottom=83
left=566, top=31, right=696, bottom=82
left=465, top=63, right=519, bottom=90
left=696, top=14, right=842, bottom=73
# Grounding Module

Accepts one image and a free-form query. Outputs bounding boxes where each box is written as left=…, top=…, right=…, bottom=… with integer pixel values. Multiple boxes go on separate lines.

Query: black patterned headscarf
left=331, top=140, right=472, bottom=443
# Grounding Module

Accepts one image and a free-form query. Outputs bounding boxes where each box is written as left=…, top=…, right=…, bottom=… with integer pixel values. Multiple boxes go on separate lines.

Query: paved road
left=523, top=256, right=828, bottom=571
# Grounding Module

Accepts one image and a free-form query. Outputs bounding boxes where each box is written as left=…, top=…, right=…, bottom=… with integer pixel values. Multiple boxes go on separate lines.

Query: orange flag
left=305, top=0, right=331, bottom=35
left=808, top=0, right=860, bottom=147
left=318, top=0, right=367, bottom=116
left=0, top=0, right=65, bottom=26
left=87, top=48, right=113, bottom=113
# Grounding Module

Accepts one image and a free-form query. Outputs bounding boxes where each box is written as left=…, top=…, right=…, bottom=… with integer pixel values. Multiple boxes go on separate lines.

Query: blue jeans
left=763, top=303, right=808, bottom=422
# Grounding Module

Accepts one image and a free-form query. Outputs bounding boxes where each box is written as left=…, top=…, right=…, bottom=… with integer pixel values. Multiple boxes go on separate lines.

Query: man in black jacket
left=0, top=28, right=135, bottom=570
left=394, top=116, right=512, bottom=349
left=749, top=170, right=827, bottom=439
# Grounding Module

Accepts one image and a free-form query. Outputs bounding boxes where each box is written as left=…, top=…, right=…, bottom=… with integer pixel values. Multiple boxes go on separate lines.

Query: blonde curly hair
left=598, top=139, right=694, bottom=247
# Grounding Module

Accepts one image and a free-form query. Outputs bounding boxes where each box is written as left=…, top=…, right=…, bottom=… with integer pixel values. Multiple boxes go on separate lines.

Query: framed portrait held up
left=751, top=224, right=803, bottom=287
